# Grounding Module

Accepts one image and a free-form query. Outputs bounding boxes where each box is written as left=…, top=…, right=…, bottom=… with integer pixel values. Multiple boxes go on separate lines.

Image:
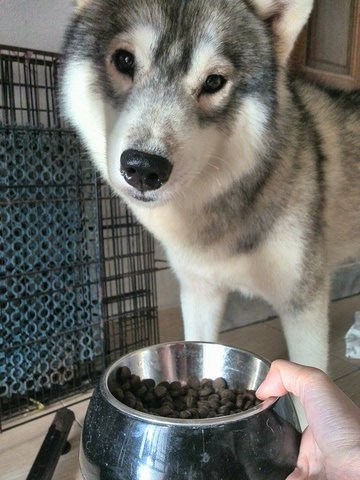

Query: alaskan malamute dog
left=62, top=0, right=360, bottom=373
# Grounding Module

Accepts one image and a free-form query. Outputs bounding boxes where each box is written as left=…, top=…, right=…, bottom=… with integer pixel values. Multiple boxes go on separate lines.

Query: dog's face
left=62, top=0, right=311, bottom=206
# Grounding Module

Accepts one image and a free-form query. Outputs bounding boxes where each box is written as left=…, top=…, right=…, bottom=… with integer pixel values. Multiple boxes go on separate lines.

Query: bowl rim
left=100, top=341, right=279, bottom=427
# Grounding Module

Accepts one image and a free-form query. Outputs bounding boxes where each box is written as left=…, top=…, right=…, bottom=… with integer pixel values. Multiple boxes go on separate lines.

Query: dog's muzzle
left=120, top=149, right=173, bottom=192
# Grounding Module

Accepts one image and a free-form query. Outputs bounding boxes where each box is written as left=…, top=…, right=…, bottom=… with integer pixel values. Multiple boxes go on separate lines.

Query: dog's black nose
left=120, top=149, right=173, bottom=192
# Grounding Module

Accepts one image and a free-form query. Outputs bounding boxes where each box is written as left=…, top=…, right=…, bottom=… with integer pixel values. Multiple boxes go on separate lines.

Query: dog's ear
left=249, top=0, right=313, bottom=66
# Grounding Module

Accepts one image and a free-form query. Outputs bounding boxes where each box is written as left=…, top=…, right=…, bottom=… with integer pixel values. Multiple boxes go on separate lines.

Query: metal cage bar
left=0, top=46, right=159, bottom=430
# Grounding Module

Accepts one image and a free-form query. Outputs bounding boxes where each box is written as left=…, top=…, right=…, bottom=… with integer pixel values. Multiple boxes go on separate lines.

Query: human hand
left=256, top=360, right=360, bottom=479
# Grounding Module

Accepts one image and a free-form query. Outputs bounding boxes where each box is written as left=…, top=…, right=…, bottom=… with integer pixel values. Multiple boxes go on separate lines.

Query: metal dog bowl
left=80, top=342, right=301, bottom=480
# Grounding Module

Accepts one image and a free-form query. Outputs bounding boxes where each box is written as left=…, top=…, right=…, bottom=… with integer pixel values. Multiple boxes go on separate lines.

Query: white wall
left=0, top=0, right=74, bottom=52
left=0, top=0, right=181, bottom=311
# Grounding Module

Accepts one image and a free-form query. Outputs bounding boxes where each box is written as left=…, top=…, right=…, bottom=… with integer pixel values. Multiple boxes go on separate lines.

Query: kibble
left=135, top=385, right=147, bottom=398
left=188, top=376, right=200, bottom=389
left=185, top=394, right=197, bottom=408
left=117, top=366, right=131, bottom=381
left=154, top=385, right=168, bottom=398
left=113, top=386, right=124, bottom=402
left=143, top=378, right=156, bottom=390
left=199, top=386, right=214, bottom=397
left=213, top=377, right=228, bottom=390
left=111, top=367, right=261, bottom=419
left=123, top=391, right=137, bottom=408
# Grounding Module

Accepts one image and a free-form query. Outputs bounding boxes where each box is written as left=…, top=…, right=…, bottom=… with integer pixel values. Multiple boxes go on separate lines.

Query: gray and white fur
left=61, top=0, right=360, bottom=375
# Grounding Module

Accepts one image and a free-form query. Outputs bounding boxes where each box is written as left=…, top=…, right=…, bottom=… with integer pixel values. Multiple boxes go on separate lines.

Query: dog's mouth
left=131, top=191, right=156, bottom=203
left=120, top=174, right=166, bottom=204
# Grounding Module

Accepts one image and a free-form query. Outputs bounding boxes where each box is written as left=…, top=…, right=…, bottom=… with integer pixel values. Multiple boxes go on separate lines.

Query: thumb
left=256, top=360, right=360, bottom=455
left=256, top=359, right=317, bottom=400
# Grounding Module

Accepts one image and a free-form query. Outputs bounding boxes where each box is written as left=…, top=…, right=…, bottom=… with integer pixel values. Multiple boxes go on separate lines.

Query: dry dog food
left=111, top=366, right=261, bottom=419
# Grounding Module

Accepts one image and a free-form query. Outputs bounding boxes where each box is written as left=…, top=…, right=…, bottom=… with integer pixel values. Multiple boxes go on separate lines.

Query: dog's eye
left=202, top=75, right=227, bottom=94
left=112, top=49, right=135, bottom=76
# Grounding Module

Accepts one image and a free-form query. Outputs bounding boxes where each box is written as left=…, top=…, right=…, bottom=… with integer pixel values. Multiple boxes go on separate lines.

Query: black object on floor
left=26, top=408, right=75, bottom=480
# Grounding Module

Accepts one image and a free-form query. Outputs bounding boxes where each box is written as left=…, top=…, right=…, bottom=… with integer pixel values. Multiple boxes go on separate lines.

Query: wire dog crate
left=0, top=47, right=61, bottom=128
left=0, top=46, right=159, bottom=430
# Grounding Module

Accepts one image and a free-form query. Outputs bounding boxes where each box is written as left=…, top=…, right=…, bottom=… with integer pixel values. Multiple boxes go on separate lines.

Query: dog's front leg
left=179, top=276, right=228, bottom=342
left=280, top=291, right=329, bottom=373
left=279, top=286, right=330, bottom=430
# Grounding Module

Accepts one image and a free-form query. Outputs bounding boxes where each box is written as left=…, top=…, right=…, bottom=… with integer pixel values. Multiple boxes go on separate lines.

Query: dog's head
left=62, top=0, right=313, bottom=206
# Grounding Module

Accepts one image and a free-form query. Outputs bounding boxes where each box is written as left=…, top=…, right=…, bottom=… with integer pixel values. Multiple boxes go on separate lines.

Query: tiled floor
left=1, top=295, right=360, bottom=480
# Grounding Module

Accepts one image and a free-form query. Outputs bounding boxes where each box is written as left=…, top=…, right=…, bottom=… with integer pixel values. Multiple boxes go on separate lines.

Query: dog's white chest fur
left=133, top=203, right=304, bottom=310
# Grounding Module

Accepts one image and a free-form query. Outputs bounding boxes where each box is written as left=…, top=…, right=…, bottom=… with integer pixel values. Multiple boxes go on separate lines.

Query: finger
left=256, top=360, right=322, bottom=401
